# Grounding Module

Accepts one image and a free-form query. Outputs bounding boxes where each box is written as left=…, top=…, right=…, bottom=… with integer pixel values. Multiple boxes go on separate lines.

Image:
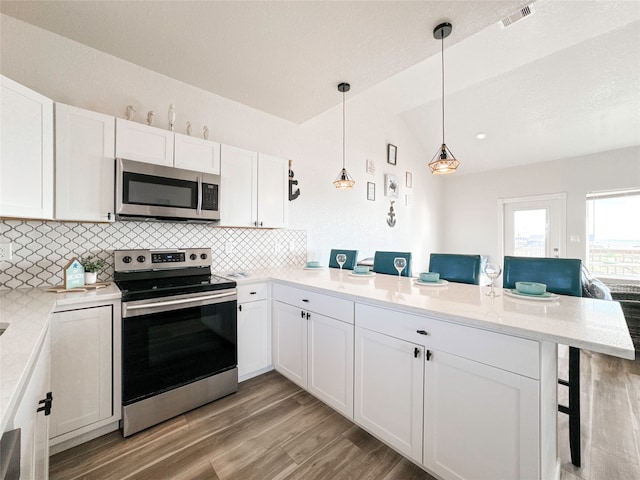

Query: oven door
left=122, top=289, right=236, bottom=406
left=116, top=158, right=220, bottom=221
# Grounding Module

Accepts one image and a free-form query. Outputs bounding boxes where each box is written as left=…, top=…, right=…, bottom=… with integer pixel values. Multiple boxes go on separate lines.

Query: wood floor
left=51, top=350, right=640, bottom=480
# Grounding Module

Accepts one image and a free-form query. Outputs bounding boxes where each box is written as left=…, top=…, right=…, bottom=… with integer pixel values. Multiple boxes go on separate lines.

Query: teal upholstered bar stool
left=503, top=256, right=583, bottom=467
left=328, top=249, right=358, bottom=270
left=428, top=254, right=485, bottom=285
left=372, top=251, right=412, bottom=277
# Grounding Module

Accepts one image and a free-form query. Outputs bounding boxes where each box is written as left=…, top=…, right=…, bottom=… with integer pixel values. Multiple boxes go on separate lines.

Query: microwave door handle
left=196, top=176, right=202, bottom=215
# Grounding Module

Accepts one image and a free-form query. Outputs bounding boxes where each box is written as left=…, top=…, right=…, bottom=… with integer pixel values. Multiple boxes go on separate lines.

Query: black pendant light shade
left=333, top=82, right=355, bottom=189
left=428, top=22, right=460, bottom=175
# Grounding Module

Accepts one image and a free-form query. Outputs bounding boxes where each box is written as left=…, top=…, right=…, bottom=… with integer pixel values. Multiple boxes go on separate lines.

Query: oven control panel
left=114, top=248, right=211, bottom=272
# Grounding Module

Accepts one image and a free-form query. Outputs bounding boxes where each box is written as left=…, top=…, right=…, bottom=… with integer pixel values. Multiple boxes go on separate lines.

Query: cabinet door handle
left=259, top=221, right=263, bottom=227
left=306, top=312, right=311, bottom=320
left=426, top=350, right=432, bottom=361
left=414, top=347, right=420, bottom=358
left=37, top=392, right=53, bottom=416
left=238, top=305, right=242, bottom=312
left=416, top=330, right=429, bottom=336
left=301, top=310, right=305, bottom=318
left=107, top=212, right=111, bottom=220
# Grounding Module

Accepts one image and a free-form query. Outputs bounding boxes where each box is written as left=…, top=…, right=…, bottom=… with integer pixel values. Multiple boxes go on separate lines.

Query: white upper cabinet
left=0, top=75, right=54, bottom=219
left=220, top=144, right=258, bottom=227
left=115, top=118, right=220, bottom=174
left=257, top=153, right=288, bottom=228
left=220, top=145, right=288, bottom=228
left=55, top=103, right=116, bottom=222
left=174, top=133, right=220, bottom=174
left=115, top=118, right=174, bottom=167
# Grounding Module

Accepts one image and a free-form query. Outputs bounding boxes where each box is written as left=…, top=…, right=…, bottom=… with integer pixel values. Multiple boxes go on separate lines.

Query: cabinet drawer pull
left=302, top=299, right=309, bottom=303
left=250, top=291, right=257, bottom=295
left=416, top=330, right=429, bottom=336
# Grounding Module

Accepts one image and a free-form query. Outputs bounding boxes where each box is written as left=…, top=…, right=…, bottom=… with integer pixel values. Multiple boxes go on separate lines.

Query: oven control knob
left=190, top=254, right=197, bottom=261
left=137, top=255, right=146, bottom=263
left=200, top=253, right=208, bottom=260
left=122, top=256, right=132, bottom=264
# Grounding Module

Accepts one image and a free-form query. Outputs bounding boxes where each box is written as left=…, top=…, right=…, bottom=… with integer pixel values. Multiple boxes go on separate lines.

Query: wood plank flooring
left=51, top=350, right=640, bottom=480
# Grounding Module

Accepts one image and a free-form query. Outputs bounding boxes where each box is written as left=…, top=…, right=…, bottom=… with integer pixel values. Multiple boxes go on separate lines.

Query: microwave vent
left=500, top=4, right=536, bottom=29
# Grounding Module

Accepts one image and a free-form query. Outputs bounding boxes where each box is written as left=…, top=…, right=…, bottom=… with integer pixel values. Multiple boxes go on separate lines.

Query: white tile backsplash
left=0, top=220, right=306, bottom=289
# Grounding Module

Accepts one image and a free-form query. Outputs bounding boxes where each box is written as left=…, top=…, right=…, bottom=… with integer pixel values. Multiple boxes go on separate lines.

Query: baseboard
left=239, top=365, right=274, bottom=383
left=49, top=421, right=120, bottom=455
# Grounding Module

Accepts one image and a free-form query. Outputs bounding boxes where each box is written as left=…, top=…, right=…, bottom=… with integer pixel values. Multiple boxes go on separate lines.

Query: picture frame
left=384, top=174, right=399, bottom=198
left=405, top=194, right=413, bottom=207
left=387, top=144, right=397, bottom=165
left=405, top=171, right=413, bottom=188
left=366, top=159, right=376, bottom=175
left=367, top=182, right=376, bottom=201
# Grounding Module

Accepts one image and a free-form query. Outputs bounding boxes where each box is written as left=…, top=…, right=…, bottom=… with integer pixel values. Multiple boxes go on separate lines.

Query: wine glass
left=336, top=253, right=347, bottom=270
left=484, top=262, right=502, bottom=297
left=393, top=257, right=407, bottom=279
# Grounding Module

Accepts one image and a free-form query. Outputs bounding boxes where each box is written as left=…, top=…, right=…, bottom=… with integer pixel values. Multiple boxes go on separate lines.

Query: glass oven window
left=123, top=172, right=197, bottom=209
left=122, top=301, right=237, bottom=405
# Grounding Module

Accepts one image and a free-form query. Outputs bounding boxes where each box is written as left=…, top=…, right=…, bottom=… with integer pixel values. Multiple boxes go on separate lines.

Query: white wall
left=0, top=14, right=442, bottom=271
left=441, top=147, right=640, bottom=263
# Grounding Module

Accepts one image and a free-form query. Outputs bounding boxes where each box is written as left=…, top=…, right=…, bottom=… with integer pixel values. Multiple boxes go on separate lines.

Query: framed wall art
left=367, top=182, right=376, bottom=201
left=387, top=144, right=397, bottom=165
left=384, top=174, right=399, bottom=198
left=405, top=171, right=412, bottom=188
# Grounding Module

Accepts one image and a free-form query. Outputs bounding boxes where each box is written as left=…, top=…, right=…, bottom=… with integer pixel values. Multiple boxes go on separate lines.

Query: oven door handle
left=125, top=291, right=236, bottom=315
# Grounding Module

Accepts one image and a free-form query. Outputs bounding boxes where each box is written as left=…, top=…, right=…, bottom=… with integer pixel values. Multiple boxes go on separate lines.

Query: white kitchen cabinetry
left=272, top=283, right=354, bottom=418
left=49, top=301, right=122, bottom=452
left=0, top=75, right=54, bottom=219
left=354, top=326, right=423, bottom=462
left=55, top=103, right=116, bottom=222
left=115, top=118, right=220, bottom=174
left=237, top=282, right=272, bottom=381
left=220, top=145, right=288, bottom=228
left=174, top=133, right=220, bottom=174
left=355, top=303, right=543, bottom=479
left=12, top=328, right=51, bottom=480
left=423, top=350, right=539, bottom=480
left=115, top=118, right=174, bottom=167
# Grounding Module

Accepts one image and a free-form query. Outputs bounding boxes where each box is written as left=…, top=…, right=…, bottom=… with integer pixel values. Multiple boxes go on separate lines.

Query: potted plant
left=80, top=255, right=106, bottom=285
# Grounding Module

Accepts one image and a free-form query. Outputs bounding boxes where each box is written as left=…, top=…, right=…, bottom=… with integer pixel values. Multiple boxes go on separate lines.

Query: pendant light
left=428, top=22, right=460, bottom=175
left=333, top=82, right=355, bottom=189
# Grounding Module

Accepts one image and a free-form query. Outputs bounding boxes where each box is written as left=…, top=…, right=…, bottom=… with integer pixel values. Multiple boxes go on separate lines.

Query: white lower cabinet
left=12, top=328, right=51, bottom=480
left=423, top=350, right=540, bottom=480
left=272, top=283, right=354, bottom=418
left=354, top=326, right=423, bottom=462
left=238, top=283, right=272, bottom=380
left=49, top=302, right=121, bottom=450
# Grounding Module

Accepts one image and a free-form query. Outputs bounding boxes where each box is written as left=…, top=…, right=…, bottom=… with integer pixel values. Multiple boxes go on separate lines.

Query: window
left=587, top=190, right=640, bottom=281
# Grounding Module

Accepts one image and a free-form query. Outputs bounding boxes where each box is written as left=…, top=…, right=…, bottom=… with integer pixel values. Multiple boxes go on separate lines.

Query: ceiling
left=2, top=0, right=639, bottom=174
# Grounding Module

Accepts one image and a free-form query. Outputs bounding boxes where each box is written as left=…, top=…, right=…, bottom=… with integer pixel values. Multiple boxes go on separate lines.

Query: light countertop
left=0, top=285, right=121, bottom=433
left=224, top=267, right=635, bottom=361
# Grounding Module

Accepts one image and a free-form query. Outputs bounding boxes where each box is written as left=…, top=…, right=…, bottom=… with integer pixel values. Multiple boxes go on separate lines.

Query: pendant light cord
left=342, top=89, right=346, bottom=169
left=441, top=33, right=445, bottom=146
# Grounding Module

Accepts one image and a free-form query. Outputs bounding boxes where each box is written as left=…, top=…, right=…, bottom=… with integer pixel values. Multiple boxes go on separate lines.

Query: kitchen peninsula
left=1, top=267, right=633, bottom=480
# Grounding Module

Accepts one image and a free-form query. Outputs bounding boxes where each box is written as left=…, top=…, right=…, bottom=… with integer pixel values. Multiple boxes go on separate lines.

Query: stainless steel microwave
left=115, top=158, right=220, bottom=222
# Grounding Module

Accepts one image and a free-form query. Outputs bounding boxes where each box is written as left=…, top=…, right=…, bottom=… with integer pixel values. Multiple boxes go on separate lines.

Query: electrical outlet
left=225, top=241, right=234, bottom=254
left=0, top=241, right=13, bottom=261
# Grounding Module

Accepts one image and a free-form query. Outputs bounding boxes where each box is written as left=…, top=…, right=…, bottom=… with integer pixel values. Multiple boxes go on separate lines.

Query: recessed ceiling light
left=476, top=132, right=487, bottom=140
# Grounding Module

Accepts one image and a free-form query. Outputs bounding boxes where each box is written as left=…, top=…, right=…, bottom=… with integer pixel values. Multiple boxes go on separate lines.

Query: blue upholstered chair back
left=502, top=256, right=583, bottom=297
left=428, top=254, right=485, bottom=285
left=373, top=251, right=412, bottom=277
left=328, top=249, right=359, bottom=270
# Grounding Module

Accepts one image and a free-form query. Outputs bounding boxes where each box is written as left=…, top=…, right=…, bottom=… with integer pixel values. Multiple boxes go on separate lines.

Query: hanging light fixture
left=333, top=82, right=355, bottom=189
left=428, top=22, right=460, bottom=175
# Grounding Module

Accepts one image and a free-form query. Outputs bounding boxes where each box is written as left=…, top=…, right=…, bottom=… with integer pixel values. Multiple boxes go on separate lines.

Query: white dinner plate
left=504, top=289, right=558, bottom=301
left=348, top=271, right=376, bottom=278
left=414, top=279, right=449, bottom=287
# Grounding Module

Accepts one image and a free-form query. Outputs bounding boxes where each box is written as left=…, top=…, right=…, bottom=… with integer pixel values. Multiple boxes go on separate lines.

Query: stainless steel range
left=114, top=248, right=238, bottom=437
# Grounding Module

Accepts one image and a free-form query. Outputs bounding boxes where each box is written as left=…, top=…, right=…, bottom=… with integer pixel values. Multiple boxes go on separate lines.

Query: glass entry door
left=501, top=194, right=566, bottom=258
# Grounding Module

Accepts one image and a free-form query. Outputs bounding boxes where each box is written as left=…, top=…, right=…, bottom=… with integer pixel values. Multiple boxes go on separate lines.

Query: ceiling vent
left=500, top=4, right=536, bottom=29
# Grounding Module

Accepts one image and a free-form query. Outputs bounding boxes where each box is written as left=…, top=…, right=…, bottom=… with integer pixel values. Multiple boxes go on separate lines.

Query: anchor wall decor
left=288, top=160, right=301, bottom=201
left=386, top=201, right=396, bottom=227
